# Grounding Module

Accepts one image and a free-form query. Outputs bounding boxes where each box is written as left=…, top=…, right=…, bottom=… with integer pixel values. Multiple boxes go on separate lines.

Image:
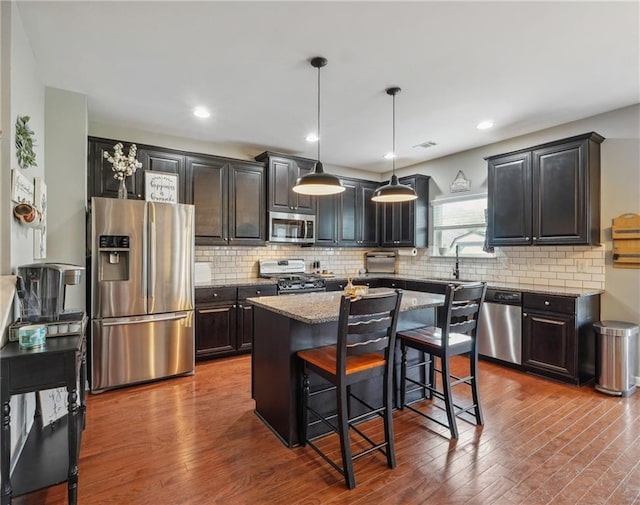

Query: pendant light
left=371, top=87, right=418, bottom=203
left=292, top=57, right=345, bottom=196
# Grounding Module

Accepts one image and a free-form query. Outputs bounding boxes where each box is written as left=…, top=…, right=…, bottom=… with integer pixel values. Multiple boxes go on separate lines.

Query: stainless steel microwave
left=269, top=211, right=315, bottom=244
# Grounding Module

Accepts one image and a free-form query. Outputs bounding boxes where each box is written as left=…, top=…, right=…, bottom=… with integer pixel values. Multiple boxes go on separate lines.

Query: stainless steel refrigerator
left=90, top=197, right=195, bottom=393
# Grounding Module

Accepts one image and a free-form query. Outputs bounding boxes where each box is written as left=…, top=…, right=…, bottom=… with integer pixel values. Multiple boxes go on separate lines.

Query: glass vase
left=117, top=178, right=128, bottom=199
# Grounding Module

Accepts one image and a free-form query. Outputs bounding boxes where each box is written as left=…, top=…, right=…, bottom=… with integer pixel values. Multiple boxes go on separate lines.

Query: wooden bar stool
left=297, top=290, right=402, bottom=489
left=398, top=282, right=486, bottom=439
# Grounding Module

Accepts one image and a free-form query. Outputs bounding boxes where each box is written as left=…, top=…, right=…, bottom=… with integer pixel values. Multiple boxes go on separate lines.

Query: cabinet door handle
left=532, top=237, right=537, bottom=241
left=525, top=237, right=530, bottom=241
left=199, top=307, right=228, bottom=314
left=213, top=293, right=218, bottom=297
left=523, top=312, right=528, bottom=317
left=544, top=301, right=550, bottom=306
left=256, top=290, right=261, bottom=295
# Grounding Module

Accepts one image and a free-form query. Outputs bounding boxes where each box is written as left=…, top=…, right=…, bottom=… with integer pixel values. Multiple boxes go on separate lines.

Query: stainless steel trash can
left=594, top=320, right=639, bottom=397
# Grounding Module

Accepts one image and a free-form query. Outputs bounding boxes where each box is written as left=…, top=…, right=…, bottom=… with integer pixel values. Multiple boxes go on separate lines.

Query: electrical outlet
left=576, top=259, right=588, bottom=273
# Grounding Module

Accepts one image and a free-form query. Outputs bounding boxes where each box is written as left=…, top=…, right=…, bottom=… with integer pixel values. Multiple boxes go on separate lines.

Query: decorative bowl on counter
left=344, top=284, right=369, bottom=299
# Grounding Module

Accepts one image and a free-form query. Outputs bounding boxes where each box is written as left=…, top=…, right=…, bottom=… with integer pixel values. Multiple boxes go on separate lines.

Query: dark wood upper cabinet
left=358, top=181, right=380, bottom=247
left=487, top=152, right=532, bottom=246
left=313, top=177, right=380, bottom=247
left=487, top=132, right=604, bottom=247
left=186, top=156, right=265, bottom=246
left=315, top=193, right=339, bottom=245
left=335, top=179, right=379, bottom=247
left=186, top=155, right=227, bottom=244
left=337, top=180, right=358, bottom=246
left=228, top=161, right=266, bottom=245
left=89, top=138, right=188, bottom=202
left=255, top=151, right=317, bottom=215
left=88, top=138, right=145, bottom=200
left=88, top=137, right=265, bottom=246
left=137, top=148, right=186, bottom=203
left=379, top=175, right=430, bottom=248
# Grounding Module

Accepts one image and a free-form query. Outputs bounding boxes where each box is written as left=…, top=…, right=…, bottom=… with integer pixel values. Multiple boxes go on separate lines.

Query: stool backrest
left=336, top=290, right=403, bottom=372
left=441, top=282, right=487, bottom=352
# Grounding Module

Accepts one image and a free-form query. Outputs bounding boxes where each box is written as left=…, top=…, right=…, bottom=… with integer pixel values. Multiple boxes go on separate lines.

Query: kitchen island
left=249, top=289, right=444, bottom=447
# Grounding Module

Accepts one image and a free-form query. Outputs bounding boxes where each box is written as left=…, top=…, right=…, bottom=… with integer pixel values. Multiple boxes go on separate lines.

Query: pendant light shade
left=292, top=57, right=345, bottom=196
left=372, top=87, right=418, bottom=203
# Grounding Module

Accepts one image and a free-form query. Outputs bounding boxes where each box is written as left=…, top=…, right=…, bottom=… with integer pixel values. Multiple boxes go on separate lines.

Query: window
left=431, top=194, right=492, bottom=257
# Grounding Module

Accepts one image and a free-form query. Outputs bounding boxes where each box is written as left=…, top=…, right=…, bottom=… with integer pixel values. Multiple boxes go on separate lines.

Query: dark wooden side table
left=0, top=333, right=86, bottom=505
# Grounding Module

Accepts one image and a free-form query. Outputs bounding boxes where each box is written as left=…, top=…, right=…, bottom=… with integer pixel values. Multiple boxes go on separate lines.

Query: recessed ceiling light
left=193, top=106, right=210, bottom=118
left=305, top=133, right=319, bottom=142
left=477, top=120, right=494, bottom=130
left=383, top=152, right=396, bottom=160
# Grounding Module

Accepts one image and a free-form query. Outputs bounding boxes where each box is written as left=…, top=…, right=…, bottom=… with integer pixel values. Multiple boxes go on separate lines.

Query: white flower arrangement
left=103, top=142, right=142, bottom=181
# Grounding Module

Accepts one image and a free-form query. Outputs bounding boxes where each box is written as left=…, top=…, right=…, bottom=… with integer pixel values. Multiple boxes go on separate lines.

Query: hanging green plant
left=15, top=115, right=37, bottom=169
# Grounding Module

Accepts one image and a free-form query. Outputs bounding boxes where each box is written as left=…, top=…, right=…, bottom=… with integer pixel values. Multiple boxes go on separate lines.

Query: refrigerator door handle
left=102, top=312, right=190, bottom=327
left=142, top=216, right=148, bottom=299
left=149, top=216, right=156, bottom=300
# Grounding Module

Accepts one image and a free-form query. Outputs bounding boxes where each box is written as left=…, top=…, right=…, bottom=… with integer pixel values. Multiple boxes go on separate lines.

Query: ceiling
left=17, top=1, right=640, bottom=173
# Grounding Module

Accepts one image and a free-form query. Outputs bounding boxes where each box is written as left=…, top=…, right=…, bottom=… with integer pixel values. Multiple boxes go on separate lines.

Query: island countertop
left=248, top=288, right=444, bottom=324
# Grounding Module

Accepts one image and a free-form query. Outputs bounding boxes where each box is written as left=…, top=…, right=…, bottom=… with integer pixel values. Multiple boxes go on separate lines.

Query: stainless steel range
left=259, top=259, right=326, bottom=295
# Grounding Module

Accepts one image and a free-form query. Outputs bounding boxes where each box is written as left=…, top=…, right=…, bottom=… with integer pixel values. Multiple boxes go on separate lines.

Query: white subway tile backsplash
left=195, top=243, right=605, bottom=290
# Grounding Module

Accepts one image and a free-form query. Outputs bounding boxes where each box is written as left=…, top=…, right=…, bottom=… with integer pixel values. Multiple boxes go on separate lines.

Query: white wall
left=0, top=2, right=10, bottom=274
left=45, top=87, right=88, bottom=310
left=8, top=0, right=44, bottom=270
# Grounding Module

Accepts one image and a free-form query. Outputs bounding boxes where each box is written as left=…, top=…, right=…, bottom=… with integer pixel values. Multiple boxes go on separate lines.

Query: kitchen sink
left=422, top=277, right=475, bottom=283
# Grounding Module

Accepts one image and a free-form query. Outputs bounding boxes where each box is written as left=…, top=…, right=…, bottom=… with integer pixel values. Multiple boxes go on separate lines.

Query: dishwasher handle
left=485, top=290, right=522, bottom=305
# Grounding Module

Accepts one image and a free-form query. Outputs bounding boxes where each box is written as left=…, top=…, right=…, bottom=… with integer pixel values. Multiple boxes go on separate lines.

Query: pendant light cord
left=392, top=91, right=396, bottom=176
left=317, top=63, right=321, bottom=162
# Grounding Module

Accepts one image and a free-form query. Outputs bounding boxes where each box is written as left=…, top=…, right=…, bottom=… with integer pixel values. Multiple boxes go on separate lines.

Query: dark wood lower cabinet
left=522, top=292, right=600, bottom=385
left=196, top=303, right=237, bottom=358
left=195, top=287, right=237, bottom=359
left=523, top=309, right=576, bottom=379
left=196, top=284, right=276, bottom=360
left=237, top=285, right=277, bottom=353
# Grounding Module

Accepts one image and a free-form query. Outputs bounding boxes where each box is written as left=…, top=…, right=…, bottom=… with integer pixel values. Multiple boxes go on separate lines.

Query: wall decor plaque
left=145, top=170, right=178, bottom=204
left=450, top=170, right=471, bottom=193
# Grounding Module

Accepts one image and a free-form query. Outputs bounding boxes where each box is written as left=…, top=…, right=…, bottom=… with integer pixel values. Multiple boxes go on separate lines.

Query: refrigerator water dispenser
left=98, top=235, right=130, bottom=281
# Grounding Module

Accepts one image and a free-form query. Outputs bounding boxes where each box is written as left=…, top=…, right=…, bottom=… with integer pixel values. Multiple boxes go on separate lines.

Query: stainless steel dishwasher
left=478, top=289, right=522, bottom=365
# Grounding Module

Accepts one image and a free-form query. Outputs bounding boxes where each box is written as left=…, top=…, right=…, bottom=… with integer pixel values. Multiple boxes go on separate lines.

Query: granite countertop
left=248, top=288, right=444, bottom=324
left=476, top=281, right=602, bottom=297
left=344, top=274, right=603, bottom=298
left=195, top=277, right=277, bottom=289
left=195, top=273, right=603, bottom=298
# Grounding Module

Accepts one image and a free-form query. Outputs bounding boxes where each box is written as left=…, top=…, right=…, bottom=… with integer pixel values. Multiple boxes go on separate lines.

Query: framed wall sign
left=11, top=169, right=34, bottom=204
left=34, top=177, right=47, bottom=259
left=145, top=170, right=178, bottom=204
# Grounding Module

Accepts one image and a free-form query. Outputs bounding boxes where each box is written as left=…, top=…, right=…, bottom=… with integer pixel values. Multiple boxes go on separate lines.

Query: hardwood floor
left=13, top=355, right=640, bottom=505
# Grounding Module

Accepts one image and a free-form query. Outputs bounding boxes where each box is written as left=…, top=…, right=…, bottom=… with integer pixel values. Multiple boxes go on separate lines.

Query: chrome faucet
left=453, top=244, right=460, bottom=280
